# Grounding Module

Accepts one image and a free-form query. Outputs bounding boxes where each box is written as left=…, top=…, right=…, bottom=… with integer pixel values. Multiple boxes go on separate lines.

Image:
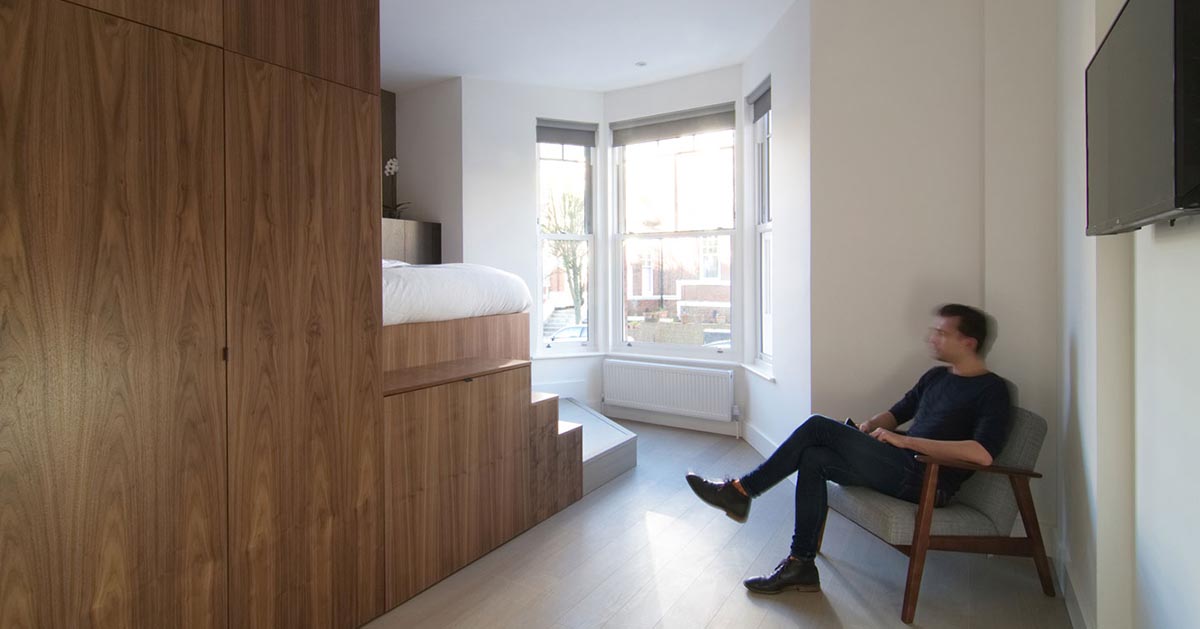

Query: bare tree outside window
left=543, top=191, right=587, bottom=325
left=537, top=137, right=593, bottom=348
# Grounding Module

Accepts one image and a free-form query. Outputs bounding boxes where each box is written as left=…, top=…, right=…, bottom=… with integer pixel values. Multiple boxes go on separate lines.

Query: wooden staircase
left=531, top=391, right=583, bottom=520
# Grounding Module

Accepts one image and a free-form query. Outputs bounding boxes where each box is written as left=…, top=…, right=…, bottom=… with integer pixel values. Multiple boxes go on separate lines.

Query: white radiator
left=602, top=359, right=735, bottom=422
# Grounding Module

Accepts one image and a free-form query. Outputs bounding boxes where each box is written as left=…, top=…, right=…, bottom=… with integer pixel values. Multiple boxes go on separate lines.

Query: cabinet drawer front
left=383, top=366, right=531, bottom=607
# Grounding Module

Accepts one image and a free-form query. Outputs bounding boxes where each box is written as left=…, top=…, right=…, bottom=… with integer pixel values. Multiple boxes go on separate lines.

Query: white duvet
left=381, top=260, right=533, bottom=326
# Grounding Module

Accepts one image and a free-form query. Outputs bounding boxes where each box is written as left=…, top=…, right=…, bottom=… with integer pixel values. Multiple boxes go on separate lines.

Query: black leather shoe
left=744, top=556, right=821, bottom=594
left=685, top=473, right=751, bottom=523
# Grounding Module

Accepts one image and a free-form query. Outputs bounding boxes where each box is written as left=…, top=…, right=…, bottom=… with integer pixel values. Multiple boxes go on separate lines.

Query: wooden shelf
left=383, top=357, right=531, bottom=397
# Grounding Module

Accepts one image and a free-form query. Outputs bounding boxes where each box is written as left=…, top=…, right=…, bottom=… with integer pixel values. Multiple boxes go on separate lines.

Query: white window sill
left=532, top=350, right=605, bottom=361
left=607, top=347, right=739, bottom=369
left=743, top=361, right=776, bottom=383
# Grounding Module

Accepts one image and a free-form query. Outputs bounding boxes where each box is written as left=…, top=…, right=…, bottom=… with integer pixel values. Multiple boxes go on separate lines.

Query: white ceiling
left=380, top=0, right=796, bottom=93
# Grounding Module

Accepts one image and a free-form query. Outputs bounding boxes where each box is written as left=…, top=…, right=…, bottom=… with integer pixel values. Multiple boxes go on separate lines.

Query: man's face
left=927, top=316, right=975, bottom=362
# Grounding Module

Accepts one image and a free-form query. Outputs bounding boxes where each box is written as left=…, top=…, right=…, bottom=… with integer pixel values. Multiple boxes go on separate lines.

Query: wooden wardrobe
left=0, top=0, right=382, bottom=626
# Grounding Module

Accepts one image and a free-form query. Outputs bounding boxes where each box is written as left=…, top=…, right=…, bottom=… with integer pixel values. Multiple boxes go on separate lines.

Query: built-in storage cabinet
left=384, top=363, right=531, bottom=606
left=224, top=0, right=380, bottom=94
left=225, top=53, right=384, bottom=629
left=381, top=359, right=583, bottom=608
left=0, top=2, right=227, bottom=625
left=1, top=1, right=578, bottom=626
left=2, top=0, right=382, bottom=627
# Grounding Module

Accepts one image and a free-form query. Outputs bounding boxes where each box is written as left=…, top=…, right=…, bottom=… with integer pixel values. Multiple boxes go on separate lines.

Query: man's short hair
left=936, top=303, right=990, bottom=355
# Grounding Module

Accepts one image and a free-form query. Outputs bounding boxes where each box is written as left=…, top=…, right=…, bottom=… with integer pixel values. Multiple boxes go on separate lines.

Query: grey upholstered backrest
left=952, top=408, right=1047, bottom=533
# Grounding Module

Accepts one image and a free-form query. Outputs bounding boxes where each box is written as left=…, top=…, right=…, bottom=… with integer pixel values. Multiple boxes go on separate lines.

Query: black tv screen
left=1086, top=0, right=1200, bottom=235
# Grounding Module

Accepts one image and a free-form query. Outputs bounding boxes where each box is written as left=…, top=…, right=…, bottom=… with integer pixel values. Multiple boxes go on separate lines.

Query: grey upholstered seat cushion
left=828, top=484, right=1000, bottom=545
left=827, top=408, right=1048, bottom=545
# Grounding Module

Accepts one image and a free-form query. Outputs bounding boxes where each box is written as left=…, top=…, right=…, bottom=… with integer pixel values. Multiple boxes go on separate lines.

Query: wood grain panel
left=224, top=0, right=379, bottom=94
left=381, top=313, right=531, bottom=371
left=0, top=2, right=226, bottom=626
left=225, top=52, right=383, bottom=628
left=528, top=395, right=560, bottom=526
left=556, top=424, right=584, bottom=511
left=68, top=0, right=222, bottom=45
left=382, top=358, right=529, bottom=397
left=384, top=367, right=530, bottom=608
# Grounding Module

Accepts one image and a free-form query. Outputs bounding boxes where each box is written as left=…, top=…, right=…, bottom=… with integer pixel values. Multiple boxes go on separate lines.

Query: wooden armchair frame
left=897, top=456, right=1055, bottom=623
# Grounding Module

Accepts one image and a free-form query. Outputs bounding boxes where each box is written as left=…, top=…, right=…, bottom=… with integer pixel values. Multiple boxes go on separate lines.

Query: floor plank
left=367, top=421, right=1071, bottom=629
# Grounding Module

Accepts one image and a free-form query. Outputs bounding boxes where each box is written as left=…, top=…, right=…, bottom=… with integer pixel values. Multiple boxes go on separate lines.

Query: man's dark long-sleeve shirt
left=889, top=366, right=1013, bottom=496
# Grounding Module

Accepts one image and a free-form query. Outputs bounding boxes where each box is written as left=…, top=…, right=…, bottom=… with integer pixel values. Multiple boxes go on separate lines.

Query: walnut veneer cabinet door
left=225, top=52, right=384, bottom=629
left=0, top=1, right=227, bottom=627
left=225, top=0, right=379, bottom=94
left=71, top=0, right=223, bottom=44
left=384, top=367, right=530, bottom=609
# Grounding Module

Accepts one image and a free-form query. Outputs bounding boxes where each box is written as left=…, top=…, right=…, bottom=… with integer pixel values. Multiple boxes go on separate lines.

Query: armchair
left=824, top=408, right=1054, bottom=624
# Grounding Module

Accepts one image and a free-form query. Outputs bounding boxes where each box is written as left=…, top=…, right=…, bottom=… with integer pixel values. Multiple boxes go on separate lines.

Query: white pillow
left=382, top=259, right=410, bottom=269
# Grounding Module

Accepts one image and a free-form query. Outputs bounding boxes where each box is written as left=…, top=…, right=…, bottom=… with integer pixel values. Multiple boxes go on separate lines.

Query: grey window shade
left=610, top=102, right=735, bottom=147
left=752, top=89, right=771, bottom=122
left=747, top=79, right=771, bottom=122
left=537, top=119, right=598, bottom=147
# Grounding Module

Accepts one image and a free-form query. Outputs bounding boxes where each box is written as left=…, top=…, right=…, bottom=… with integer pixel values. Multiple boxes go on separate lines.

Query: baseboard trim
left=1061, top=563, right=1088, bottom=629
left=601, top=405, right=739, bottom=437
left=743, top=421, right=780, bottom=459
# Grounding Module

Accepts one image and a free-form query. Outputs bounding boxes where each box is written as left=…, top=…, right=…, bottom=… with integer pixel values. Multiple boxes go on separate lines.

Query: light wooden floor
left=367, top=421, right=1072, bottom=629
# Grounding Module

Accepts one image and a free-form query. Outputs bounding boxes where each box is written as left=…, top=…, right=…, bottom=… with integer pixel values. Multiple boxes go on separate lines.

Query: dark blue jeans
left=739, top=415, right=935, bottom=560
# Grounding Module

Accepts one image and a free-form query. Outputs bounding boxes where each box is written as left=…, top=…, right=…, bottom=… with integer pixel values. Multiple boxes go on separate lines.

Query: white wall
left=981, top=0, right=1062, bottom=542
left=738, top=0, right=813, bottom=455
left=1056, top=0, right=1148, bottom=625
left=394, top=78, right=465, bottom=262
left=1122, top=0, right=1200, bottom=625
left=604, top=65, right=743, bottom=124
left=1056, top=0, right=1101, bottom=624
left=808, top=0, right=986, bottom=422
left=1133, top=217, right=1200, bottom=628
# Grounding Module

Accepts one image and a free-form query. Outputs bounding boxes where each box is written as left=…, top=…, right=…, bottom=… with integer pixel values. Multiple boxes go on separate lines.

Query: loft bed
left=379, top=259, right=532, bottom=369
left=376, top=255, right=580, bottom=609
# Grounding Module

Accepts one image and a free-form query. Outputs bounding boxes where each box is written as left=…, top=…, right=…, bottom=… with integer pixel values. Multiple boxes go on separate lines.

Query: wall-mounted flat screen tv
left=1086, top=0, right=1199, bottom=235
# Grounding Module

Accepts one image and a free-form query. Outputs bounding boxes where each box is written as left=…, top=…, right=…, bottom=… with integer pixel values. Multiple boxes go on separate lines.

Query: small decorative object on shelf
left=382, top=157, right=412, bottom=218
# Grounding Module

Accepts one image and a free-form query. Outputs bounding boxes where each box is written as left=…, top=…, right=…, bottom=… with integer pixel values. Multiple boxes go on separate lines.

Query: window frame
left=535, top=135, right=597, bottom=356
left=753, top=108, right=774, bottom=363
left=610, top=124, right=738, bottom=359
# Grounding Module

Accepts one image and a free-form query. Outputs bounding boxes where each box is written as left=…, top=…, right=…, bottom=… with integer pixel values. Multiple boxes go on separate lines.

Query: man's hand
left=870, top=427, right=909, bottom=448
left=858, top=411, right=899, bottom=434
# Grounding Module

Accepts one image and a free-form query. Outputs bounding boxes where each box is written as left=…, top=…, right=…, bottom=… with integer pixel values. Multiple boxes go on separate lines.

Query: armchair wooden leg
left=1010, top=475, right=1055, bottom=597
left=902, top=463, right=939, bottom=624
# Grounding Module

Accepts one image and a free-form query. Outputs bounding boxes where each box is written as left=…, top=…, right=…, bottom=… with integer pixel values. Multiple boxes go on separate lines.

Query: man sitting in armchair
left=686, top=303, right=1012, bottom=594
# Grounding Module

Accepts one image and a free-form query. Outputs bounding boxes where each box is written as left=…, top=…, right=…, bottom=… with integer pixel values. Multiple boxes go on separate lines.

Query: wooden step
left=382, top=357, right=530, bottom=397
left=531, top=391, right=558, bottom=406
left=555, top=421, right=584, bottom=509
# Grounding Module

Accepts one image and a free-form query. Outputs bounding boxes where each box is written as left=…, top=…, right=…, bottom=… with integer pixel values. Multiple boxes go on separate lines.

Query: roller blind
left=610, top=102, right=735, bottom=147
left=751, top=88, right=771, bottom=122
left=536, top=119, right=598, bottom=147
left=747, top=78, right=772, bottom=123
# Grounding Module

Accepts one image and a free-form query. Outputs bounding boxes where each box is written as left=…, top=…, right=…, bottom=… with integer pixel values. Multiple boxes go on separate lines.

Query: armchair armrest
left=914, top=455, right=1042, bottom=479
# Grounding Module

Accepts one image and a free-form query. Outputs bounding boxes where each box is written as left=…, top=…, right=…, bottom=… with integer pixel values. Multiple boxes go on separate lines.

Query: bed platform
left=381, top=311, right=529, bottom=371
